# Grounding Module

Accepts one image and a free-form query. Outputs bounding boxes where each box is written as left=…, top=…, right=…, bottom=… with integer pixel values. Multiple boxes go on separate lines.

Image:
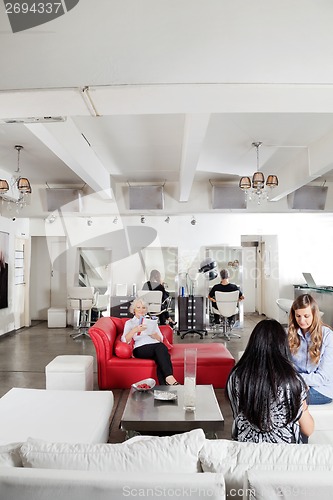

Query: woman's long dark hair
left=227, top=319, right=303, bottom=432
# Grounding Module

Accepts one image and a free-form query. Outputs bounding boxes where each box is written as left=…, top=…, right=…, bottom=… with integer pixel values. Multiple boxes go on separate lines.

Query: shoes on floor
left=166, top=381, right=180, bottom=385
left=168, top=321, right=177, bottom=329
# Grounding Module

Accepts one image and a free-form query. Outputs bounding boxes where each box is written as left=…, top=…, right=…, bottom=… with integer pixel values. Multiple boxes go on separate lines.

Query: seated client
left=227, top=319, right=314, bottom=443
left=121, top=298, right=179, bottom=386
left=208, top=268, right=244, bottom=326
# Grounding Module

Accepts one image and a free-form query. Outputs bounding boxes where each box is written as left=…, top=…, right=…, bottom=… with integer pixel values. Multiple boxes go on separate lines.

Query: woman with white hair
left=121, top=297, right=179, bottom=386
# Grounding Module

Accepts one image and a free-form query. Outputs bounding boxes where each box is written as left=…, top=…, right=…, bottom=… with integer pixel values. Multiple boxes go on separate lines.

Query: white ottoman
left=45, top=355, right=94, bottom=391
left=48, top=307, right=67, bottom=328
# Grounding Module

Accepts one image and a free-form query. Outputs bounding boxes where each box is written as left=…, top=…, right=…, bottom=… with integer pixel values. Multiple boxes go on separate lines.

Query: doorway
left=241, top=235, right=279, bottom=319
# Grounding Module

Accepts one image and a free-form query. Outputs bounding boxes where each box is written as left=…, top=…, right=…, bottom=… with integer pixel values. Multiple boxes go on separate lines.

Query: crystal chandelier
left=239, top=142, right=278, bottom=204
left=0, top=145, right=32, bottom=211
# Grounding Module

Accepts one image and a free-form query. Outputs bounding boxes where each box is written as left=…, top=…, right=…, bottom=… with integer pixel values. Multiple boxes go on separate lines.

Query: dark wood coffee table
left=120, top=384, right=224, bottom=439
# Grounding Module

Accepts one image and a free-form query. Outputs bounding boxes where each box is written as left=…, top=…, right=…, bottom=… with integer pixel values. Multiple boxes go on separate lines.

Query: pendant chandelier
left=239, top=142, right=278, bottom=203
left=0, top=145, right=32, bottom=211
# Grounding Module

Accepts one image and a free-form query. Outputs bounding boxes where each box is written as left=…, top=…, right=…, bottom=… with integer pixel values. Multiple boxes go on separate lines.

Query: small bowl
left=132, top=378, right=156, bottom=392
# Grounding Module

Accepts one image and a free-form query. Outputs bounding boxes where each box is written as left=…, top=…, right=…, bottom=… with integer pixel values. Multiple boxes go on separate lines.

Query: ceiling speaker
left=212, top=186, right=247, bottom=209
left=288, top=186, right=328, bottom=210
left=129, top=185, right=164, bottom=210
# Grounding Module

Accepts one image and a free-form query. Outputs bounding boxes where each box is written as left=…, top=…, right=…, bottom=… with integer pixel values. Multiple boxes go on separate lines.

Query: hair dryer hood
left=198, top=257, right=217, bottom=274
left=207, top=270, right=218, bottom=280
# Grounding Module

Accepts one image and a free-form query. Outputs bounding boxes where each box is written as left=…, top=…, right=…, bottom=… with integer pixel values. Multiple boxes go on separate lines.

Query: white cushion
left=199, top=439, right=333, bottom=500
left=308, top=402, right=333, bottom=444
left=0, top=388, right=113, bottom=444
left=0, top=468, right=225, bottom=500
left=309, top=430, right=333, bottom=445
left=308, top=402, right=333, bottom=429
left=0, top=442, right=23, bottom=467
left=245, top=469, right=333, bottom=500
left=20, top=429, right=205, bottom=473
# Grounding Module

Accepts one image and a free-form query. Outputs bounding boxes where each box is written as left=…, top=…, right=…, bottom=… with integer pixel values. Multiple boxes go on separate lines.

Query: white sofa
left=244, top=470, right=333, bottom=500
left=0, top=388, right=114, bottom=445
left=1, top=387, right=333, bottom=500
left=1, top=430, right=333, bottom=500
left=0, top=430, right=224, bottom=500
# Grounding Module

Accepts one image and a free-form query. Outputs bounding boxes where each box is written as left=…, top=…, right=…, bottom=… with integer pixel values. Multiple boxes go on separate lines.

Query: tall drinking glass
left=184, top=348, right=197, bottom=412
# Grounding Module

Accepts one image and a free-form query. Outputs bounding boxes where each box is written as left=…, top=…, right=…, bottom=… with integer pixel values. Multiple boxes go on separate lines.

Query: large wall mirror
left=140, top=247, right=178, bottom=293
left=78, top=247, right=112, bottom=295
left=205, top=246, right=243, bottom=291
left=140, top=246, right=178, bottom=321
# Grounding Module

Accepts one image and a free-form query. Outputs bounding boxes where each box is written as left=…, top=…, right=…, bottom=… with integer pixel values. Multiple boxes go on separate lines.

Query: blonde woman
left=121, top=298, right=179, bottom=386
left=288, top=294, right=333, bottom=405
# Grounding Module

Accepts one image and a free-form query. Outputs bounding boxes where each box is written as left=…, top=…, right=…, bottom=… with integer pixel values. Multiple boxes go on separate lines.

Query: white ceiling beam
left=25, top=118, right=112, bottom=198
left=0, top=89, right=88, bottom=119
left=270, top=129, right=333, bottom=201
left=90, top=84, right=333, bottom=115
left=2, top=84, right=333, bottom=119
left=269, top=149, right=313, bottom=201
left=179, top=114, right=210, bottom=202
left=308, top=130, right=333, bottom=178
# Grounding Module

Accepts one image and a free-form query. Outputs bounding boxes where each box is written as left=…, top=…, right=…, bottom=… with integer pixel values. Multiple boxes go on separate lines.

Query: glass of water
left=183, top=348, right=197, bottom=412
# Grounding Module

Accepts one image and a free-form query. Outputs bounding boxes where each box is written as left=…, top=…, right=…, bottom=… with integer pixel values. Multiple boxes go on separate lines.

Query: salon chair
left=92, top=293, right=110, bottom=321
left=67, top=286, right=95, bottom=339
left=136, top=290, right=166, bottom=321
left=212, top=290, right=241, bottom=340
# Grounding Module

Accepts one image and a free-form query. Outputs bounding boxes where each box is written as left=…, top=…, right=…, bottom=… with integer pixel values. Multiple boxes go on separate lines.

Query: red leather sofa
left=89, top=316, right=235, bottom=389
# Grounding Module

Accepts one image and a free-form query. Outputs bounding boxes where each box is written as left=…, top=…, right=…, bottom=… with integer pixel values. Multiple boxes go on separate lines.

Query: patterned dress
left=227, top=372, right=307, bottom=443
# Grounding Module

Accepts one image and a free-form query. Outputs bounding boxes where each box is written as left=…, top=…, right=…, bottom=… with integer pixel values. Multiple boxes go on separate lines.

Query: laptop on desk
left=302, top=273, right=317, bottom=288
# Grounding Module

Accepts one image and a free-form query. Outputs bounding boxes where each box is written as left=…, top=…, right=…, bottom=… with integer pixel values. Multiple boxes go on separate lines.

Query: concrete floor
left=0, top=313, right=264, bottom=442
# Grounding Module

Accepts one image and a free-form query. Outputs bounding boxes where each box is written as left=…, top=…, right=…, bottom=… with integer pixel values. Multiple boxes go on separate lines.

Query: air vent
left=212, top=186, right=247, bottom=209
left=1, top=116, right=66, bottom=124
left=45, top=188, right=82, bottom=212
left=288, top=185, right=328, bottom=210
left=129, top=185, right=164, bottom=210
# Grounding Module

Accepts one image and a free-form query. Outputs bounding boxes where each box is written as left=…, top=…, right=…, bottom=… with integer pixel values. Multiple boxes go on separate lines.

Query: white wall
left=0, top=217, right=30, bottom=336
left=28, top=211, right=333, bottom=324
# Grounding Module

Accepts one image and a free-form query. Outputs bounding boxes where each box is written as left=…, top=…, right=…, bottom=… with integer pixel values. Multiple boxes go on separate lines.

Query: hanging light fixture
left=0, top=145, right=32, bottom=211
left=239, top=142, right=278, bottom=203
left=14, top=145, right=31, bottom=194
